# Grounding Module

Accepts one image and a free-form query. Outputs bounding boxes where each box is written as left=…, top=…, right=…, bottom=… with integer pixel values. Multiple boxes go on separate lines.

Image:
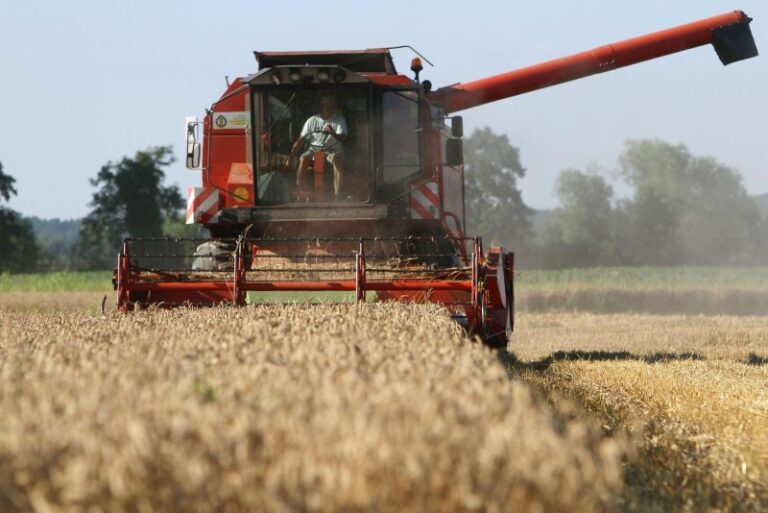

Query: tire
left=192, top=240, right=235, bottom=271
left=480, top=297, right=509, bottom=349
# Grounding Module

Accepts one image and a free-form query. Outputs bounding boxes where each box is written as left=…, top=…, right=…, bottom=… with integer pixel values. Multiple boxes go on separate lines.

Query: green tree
left=463, top=127, right=532, bottom=249
left=73, top=147, right=183, bottom=269
left=613, top=190, right=682, bottom=266
left=28, top=218, right=82, bottom=271
left=540, top=168, right=615, bottom=267
left=0, top=161, right=18, bottom=201
left=618, top=139, right=764, bottom=265
left=0, top=161, right=40, bottom=272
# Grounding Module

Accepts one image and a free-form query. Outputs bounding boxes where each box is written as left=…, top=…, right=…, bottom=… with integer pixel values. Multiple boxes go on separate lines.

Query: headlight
left=289, top=68, right=302, bottom=83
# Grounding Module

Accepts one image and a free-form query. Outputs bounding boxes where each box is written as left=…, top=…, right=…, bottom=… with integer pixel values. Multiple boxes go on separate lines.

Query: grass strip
left=0, top=271, right=112, bottom=292
left=517, top=267, right=768, bottom=291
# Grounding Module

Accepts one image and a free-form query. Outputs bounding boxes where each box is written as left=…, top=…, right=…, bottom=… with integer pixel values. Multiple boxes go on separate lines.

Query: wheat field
left=0, top=304, right=621, bottom=513
left=3, top=283, right=767, bottom=512
left=514, top=313, right=768, bottom=512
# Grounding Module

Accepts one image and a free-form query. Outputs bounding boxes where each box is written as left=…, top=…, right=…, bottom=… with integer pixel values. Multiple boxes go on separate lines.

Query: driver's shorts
left=301, top=149, right=344, bottom=163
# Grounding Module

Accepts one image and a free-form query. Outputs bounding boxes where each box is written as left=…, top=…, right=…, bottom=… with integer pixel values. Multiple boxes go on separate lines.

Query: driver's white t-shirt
left=300, top=113, right=348, bottom=154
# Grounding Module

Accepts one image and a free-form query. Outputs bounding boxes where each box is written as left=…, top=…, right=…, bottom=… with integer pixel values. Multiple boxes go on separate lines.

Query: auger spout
left=430, top=10, right=757, bottom=113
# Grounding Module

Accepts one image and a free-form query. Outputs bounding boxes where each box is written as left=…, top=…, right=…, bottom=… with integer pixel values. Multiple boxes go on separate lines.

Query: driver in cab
left=291, top=96, right=348, bottom=198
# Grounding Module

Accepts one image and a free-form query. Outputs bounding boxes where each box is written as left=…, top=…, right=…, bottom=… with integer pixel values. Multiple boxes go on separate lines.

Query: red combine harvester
left=115, top=11, right=757, bottom=347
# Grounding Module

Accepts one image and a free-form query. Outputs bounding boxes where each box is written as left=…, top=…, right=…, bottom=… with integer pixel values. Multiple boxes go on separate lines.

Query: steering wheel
left=306, top=129, right=339, bottom=151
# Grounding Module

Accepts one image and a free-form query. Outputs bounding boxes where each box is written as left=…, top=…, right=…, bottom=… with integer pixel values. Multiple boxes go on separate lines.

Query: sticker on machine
left=186, top=186, right=220, bottom=224
left=212, top=111, right=250, bottom=130
left=410, top=181, right=440, bottom=220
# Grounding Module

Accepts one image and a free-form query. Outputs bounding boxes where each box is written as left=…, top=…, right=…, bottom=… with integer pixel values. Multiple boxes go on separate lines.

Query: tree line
left=1, top=129, right=766, bottom=273
left=0, top=161, right=39, bottom=272
left=0, top=147, right=188, bottom=272
left=464, top=128, right=768, bottom=268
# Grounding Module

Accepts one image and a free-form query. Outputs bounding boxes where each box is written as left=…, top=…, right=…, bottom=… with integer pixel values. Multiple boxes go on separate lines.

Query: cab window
left=252, top=87, right=370, bottom=204
left=381, top=91, right=421, bottom=184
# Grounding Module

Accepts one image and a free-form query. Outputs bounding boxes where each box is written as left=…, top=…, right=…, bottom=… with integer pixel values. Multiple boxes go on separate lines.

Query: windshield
left=253, top=87, right=370, bottom=204
left=381, top=90, right=421, bottom=185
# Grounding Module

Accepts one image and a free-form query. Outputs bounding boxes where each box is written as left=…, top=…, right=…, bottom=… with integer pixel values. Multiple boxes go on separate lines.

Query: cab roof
left=254, top=49, right=397, bottom=74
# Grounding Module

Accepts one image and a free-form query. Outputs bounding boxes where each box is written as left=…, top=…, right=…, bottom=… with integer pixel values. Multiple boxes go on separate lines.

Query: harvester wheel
left=480, top=295, right=510, bottom=350
left=478, top=250, right=513, bottom=350
left=192, top=240, right=236, bottom=271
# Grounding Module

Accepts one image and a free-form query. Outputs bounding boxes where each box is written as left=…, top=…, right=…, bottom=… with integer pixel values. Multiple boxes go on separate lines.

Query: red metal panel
left=224, top=162, right=255, bottom=206
left=366, top=75, right=414, bottom=86
left=237, top=280, right=472, bottom=292
left=204, top=81, right=251, bottom=208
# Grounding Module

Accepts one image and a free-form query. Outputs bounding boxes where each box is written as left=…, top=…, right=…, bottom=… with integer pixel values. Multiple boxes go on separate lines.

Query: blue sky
left=0, top=0, right=765, bottom=219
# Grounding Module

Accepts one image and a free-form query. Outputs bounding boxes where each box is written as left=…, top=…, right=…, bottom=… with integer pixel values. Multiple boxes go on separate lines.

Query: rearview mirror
left=451, top=116, right=463, bottom=138
left=185, top=116, right=201, bottom=169
left=446, top=138, right=463, bottom=167
left=186, top=141, right=201, bottom=169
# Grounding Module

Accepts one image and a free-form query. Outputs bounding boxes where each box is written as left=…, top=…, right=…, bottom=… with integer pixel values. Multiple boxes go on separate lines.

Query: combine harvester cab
left=114, top=11, right=757, bottom=348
